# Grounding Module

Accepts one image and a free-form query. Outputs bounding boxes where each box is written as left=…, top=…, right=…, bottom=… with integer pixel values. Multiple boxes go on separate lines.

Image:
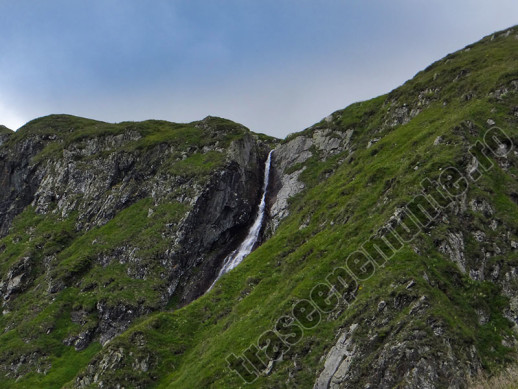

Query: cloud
left=0, top=1, right=517, bottom=137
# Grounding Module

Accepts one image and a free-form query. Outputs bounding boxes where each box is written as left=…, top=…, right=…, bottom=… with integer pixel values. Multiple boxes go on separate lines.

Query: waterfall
left=207, top=150, right=273, bottom=292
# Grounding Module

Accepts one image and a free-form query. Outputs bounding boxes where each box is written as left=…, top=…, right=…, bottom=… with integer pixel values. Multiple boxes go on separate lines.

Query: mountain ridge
left=0, top=25, right=517, bottom=388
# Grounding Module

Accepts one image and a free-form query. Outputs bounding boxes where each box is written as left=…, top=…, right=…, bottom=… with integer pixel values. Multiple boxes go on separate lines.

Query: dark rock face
left=164, top=134, right=269, bottom=305
left=0, top=135, right=47, bottom=237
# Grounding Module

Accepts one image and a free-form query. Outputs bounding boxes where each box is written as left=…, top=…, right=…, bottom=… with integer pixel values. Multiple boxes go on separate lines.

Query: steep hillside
left=0, top=115, right=274, bottom=386
left=0, top=25, right=517, bottom=388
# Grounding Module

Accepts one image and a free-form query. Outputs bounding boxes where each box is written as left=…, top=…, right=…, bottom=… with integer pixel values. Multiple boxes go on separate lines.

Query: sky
left=0, top=1, right=517, bottom=138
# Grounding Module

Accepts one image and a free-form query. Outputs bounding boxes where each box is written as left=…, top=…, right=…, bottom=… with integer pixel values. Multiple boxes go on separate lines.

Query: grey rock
left=406, top=280, right=416, bottom=289
left=268, top=128, right=354, bottom=232
left=472, top=230, right=486, bottom=242
left=438, top=232, right=466, bottom=273
left=269, top=167, right=306, bottom=232
left=314, top=324, right=358, bottom=389
left=367, top=138, right=380, bottom=149
left=469, top=198, right=493, bottom=216
left=0, top=256, right=32, bottom=302
left=433, top=136, right=443, bottom=146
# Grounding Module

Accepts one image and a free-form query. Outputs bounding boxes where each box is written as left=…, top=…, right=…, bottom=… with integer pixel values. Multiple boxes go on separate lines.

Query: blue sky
left=0, top=1, right=517, bottom=138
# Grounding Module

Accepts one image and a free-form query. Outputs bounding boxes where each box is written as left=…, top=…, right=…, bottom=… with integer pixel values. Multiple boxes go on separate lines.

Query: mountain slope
left=0, top=115, right=275, bottom=387
left=1, top=25, right=518, bottom=389
left=70, top=25, right=518, bottom=389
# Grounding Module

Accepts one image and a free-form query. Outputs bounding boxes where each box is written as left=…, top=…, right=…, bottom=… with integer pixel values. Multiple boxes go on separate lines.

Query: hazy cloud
left=0, top=1, right=517, bottom=138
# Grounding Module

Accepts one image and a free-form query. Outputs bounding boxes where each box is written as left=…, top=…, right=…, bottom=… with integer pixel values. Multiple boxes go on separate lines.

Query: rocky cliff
left=1, top=26, right=518, bottom=389
left=0, top=115, right=274, bottom=382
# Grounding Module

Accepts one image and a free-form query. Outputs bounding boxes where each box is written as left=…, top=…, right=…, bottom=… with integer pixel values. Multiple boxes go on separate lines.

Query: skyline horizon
left=1, top=1, right=517, bottom=138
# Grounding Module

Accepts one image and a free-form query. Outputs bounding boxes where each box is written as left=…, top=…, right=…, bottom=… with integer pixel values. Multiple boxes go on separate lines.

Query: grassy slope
left=59, top=27, right=518, bottom=388
left=0, top=116, right=275, bottom=388
left=0, top=27, right=516, bottom=388
left=9, top=114, right=253, bottom=156
left=0, top=125, right=12, bottom=134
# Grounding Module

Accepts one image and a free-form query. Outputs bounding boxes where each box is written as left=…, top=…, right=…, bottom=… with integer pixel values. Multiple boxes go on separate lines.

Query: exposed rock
left=313, top=290, right=477, bottom=389
left=472, top=230, right=486, bottom=242
left=3, top=24, right=518, bottom=389
left=314, top=324, right=358, bottom=389
left=0, top=134, right=47, bottom=237
left=469, top=198, right=493, bottom=216
left=63, top=328, right=96, bottom=351
left=406, top=280, right=416, bottom=289
left=268, top=128, right=354, bottom=232
left=269, top=166, right=305, bottom=231
left=438, top=232, right=466, bottom=273
left=313, top=129, right=352, bottom=158
left=0, top=351, right=51, bottom=380
left=433, top=136, right=443, bottom=146
left=0, top=256, right=32, bottom=302
left=367, top=138, right=380, bottom=148
left=274, top=136, right=313, bottom=173
left=383, top=104, right=422, bottom=129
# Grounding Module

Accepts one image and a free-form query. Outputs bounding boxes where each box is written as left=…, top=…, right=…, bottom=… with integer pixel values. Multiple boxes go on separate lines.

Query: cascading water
left=207, top=150, right=273, bottom=292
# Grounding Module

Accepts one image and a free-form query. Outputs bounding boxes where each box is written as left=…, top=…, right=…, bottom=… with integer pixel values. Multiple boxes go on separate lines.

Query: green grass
left=138, top=25, right=518, bottom=388
left=0, top=25, right=517, bottom=388
left=166, top=151, right=227, bottom=178
left=0, top=110, right=280, bottom=387
left=8, top=114, right=272, bottom=165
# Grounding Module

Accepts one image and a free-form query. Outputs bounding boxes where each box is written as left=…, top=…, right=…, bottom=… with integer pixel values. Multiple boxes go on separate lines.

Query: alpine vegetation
left=0, top=25, right=517, bottom=389
left=228, top=126, right=514, bottom=384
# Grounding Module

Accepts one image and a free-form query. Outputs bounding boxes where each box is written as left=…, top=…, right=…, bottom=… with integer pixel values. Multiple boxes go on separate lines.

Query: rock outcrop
left=0, top=115, right=273, bottom=376
left=269, top=127, right=354, bottom=232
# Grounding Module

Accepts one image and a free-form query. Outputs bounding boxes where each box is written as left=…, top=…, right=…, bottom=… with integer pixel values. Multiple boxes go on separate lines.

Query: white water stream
left=207, top=150, right=273, bottom=291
